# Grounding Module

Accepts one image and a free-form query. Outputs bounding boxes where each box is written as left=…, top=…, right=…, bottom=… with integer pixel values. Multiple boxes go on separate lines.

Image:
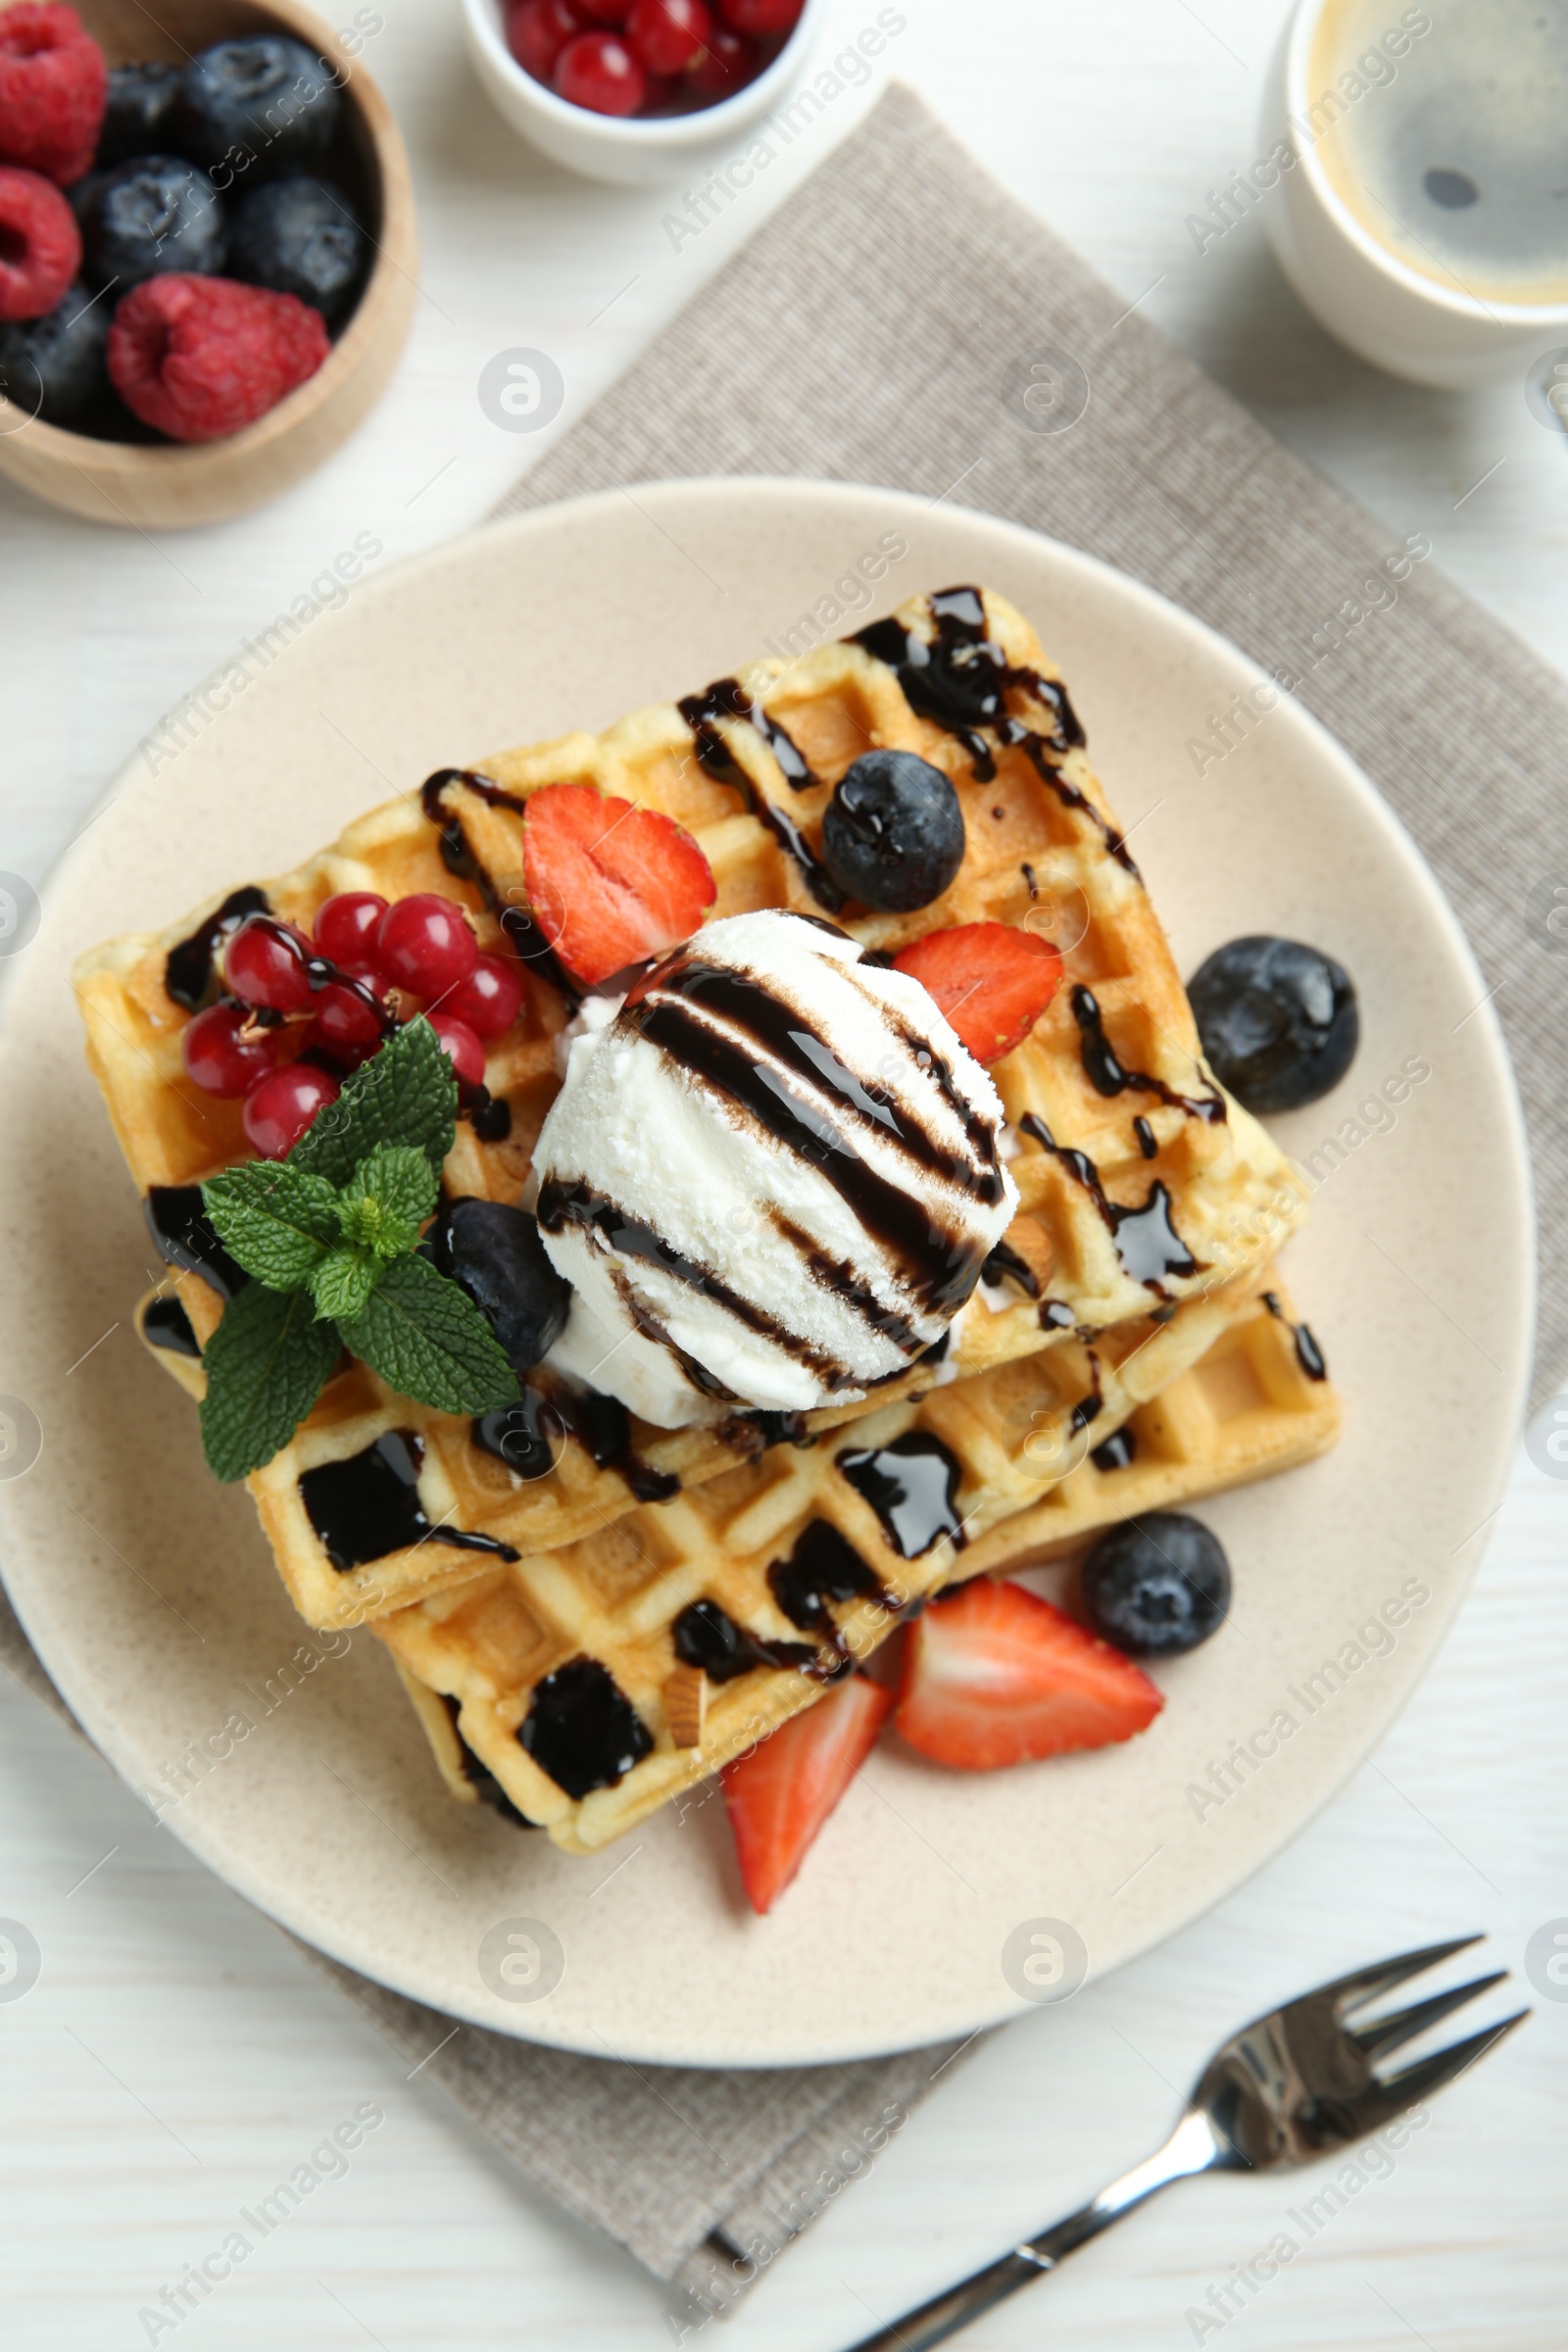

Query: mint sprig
left=197, top=1021, right=518, bottom=1484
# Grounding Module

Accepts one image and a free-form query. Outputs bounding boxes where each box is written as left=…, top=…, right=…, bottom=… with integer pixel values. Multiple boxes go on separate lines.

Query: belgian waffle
left=76, top=587, right=1309, bottom=1635
left=372, top=1271, right=1339, bottom=1854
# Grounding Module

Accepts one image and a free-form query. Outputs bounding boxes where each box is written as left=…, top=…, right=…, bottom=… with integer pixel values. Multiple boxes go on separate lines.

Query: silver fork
left=845, top=1936, right=1526, bottom=2352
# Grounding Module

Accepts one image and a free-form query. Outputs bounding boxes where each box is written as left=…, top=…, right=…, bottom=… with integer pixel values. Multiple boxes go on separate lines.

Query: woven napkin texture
left=8, top=74, right=1562, bottom=2322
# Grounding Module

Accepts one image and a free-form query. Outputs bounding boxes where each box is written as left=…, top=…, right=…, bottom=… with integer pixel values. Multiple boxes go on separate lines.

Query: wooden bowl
left=0, top=0, right=416, bottom=528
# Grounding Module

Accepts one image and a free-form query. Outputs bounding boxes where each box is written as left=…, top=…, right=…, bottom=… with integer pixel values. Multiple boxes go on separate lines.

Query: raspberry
left=0, top=4, right=107, bottom=185
left=107, top=273, right=329, bottom=443
left=0, top=164, right=78, bottom=321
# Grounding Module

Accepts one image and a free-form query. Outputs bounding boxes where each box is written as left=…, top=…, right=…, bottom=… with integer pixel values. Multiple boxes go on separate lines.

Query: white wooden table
left=2, top=3, right=1564, bottom=2343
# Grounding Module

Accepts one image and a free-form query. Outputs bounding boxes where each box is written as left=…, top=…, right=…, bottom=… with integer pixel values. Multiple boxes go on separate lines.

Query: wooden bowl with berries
left=0, top=0, right=415, bottom=528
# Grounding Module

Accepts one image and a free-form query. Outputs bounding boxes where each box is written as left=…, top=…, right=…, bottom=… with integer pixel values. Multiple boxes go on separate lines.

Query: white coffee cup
left=1258, top=0, right=1568, bottom=387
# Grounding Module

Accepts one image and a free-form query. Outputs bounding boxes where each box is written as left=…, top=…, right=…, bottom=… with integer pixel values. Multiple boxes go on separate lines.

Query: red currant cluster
left=181, top=891, right=523, bottom=1159
left=507, top=0, right=804, bottom=119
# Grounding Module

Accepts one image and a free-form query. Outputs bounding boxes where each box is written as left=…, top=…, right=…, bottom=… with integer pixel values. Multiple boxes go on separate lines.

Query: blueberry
left=80, top=158, right=227, bottom=292
left=1188, top=934, right=1358, bottom=1114
left=226, top=175, right=365, bottom=325
left=0, top=285, right=112, bottom=428
left=420, top=1199, right=569, bottom=1374
left=173, top=38, right=340, bottom=182
left=821, top=750, right=966, bottom=913
left=1081, top=1513, right=1231, bottom=1657
left=97, top=61, right=183, bottom=167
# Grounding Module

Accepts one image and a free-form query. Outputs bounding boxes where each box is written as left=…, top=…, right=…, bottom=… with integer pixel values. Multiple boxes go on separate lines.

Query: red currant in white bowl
left=465, top=0, right=831, bottom=185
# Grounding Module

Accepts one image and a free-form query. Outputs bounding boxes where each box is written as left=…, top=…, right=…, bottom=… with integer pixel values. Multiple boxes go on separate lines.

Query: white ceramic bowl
left=1259, top=0, right=1568, bottom=388
left=463, top=0, right=832, bottom=185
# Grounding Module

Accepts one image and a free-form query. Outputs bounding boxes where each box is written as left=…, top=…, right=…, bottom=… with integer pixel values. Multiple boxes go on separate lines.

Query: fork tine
left=1352, top=2010, right=1529, bottom=2132
left=1314, top=1934, right=1486, bottom=2014
left=1348, top=1971, right=1510, bottom=2064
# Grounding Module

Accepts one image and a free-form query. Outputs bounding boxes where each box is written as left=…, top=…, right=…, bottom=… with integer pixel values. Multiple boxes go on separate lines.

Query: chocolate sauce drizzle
left=1070, top=986, right=1226, bottom=1123
left=164, top=886, right=270, bottom=1010
left=471, top=1390, right=563, bottom=1482
left=849, top=588, right=1137, bottom=872
left=439, top=1693, right=536, bottom=1828
left=768, top=1519, right=888, bottom=1654
left=141, top=1293, right=201, bottom=1359
left=1134, top=1115, right=1157, bottom=1160
left=835, top=1430, right=966, bottom=1558
left=676, top=686, right=842, bottom=909
left=145, top=1185, right=248, bottom=1299
left=300, top=1432, right=521, bottom=1572
left=1262, top=1290, right=1328, bottom=1381
left=626, top=952, right=1004, bottom=1335
left=533, top=1381, right=679, bottom=1503
left=671, top=1597, right=815, bottom=1684
left=982, top=1236, right=1040, bottom=1299
left=419, top=767, right=583, bottom=1011
left=1069, top=1348, right=1103, bottom=1434
left=1091, top=1426, right=1138, bottom=1472
left=1017, top=1113, right=1202, bottom=1297
left=518, top=1655, right=653, bottom=1800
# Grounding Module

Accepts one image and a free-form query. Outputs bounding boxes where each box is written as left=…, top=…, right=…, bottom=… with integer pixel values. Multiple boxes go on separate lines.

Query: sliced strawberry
left=896, top=1577, right=1161, bottom=1771
left=894, top=921, right=1062, bottom=1063
left=521, top=782, right=715, bottom=988
left=722, top=1673, right=893, bottom=1915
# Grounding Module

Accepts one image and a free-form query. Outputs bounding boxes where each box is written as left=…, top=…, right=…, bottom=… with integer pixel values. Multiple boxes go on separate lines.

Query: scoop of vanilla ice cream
left=533, top=909, right=1018, bottom=1429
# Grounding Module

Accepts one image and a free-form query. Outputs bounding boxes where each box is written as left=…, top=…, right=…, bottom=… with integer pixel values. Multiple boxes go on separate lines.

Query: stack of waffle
left=76, top=587, right=1339, bottom=1855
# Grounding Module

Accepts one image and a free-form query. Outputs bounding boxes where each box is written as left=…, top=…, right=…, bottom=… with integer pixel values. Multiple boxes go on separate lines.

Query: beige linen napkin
left=6, top=75, right=1559, bottom=2324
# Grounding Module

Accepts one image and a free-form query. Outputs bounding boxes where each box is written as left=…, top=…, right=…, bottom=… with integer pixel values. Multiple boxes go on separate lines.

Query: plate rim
left=0, top=475, right=1536, bottom=2066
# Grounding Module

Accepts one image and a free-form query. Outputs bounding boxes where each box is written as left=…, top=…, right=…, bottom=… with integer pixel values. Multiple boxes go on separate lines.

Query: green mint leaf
left=287, top=1018, right=457, bottom=1188
left=199, top=1283, right=342, bottom=1483
left=309, top=1246, right=381, bottom=1324
left=337, top=1251, right=519, bottom=1417
left=338, top=1144, right=438, bottom=1256
left=201, top=1161, right=343, bottom=1293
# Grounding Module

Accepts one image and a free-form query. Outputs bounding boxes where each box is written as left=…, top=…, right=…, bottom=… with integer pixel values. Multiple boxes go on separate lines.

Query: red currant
left=182, top=1002, right=279, bottom=1097
left=556, top=28, right=646, bottom=111
left=224, top=915, right=315, bottom=1013
left=575, top=0, right=630, bottom=19
left=507, top=0, right=583, bottom=78
left=427, top=1013, right=487, bottom=1088
left=314, top=891, right=388, bottom=976
left=243, top=1063, right=341, bottom=1159
left=310, top=980, right=386, bottom=1065
left=443, top=952, right=524, bottom=1040
left=718, top=0, right=799, bottom=29
left=689, top=22, right=756, bottom=95
left=627, top=0, right=710, bottom=74
left=373, top=893, right=477, bottom=999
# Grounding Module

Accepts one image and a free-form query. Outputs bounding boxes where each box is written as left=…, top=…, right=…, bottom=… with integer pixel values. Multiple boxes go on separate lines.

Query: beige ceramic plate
left=0, top=481, right=1532, bottom=2067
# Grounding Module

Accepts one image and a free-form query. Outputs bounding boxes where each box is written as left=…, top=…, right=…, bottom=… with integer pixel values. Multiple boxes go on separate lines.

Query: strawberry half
left=896, top=1577, right=1161, bottom=1771
left=722, top=1674, right=893, bottom=1915
left=521, top=783, right=715, bottom=988
left=894, top=921, right=1062, bottom=1063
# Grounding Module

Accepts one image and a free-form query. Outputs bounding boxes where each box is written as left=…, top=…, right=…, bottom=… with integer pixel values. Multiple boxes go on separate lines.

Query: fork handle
left=841, top=2107, right=1221, bottom=2352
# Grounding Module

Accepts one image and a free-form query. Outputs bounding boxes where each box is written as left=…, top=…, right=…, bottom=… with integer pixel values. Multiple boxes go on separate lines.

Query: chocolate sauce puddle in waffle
left=983, top=1236, right=1040, bottom=1298
left=471, top=1389, right=564, bottom=1481
left=1070, top=985, right=1225, bottom=1123
left=1017, top=1114, right=1203, bottom=1298
left=671, top=1597, right=816, bottom=1684
left=300, top=1432, right=521, bottom=1571
left=419, top=768, right=584, bottom=1010
left=439, top=1695, right=537, bottom=1827
left=676, top=689, right=842, bottom=909
left=768, top=1519, right=889, bottom=1673
left=141, top=1292, right=202, bottom=1358
left=533, top=1381, right=679, bottom=1503
left=538, top=1177, right=858, bottom=1391
left=145, top=1185, right=249, bottom=1298
left=626, top=955, right=1000, bottom=1324
left=1069, top=1347, right=1103, bottom=1433
left=165, top=886, right=270, bottom=1010
left=1091, top=1425, right=1138, bottom=1472
left=1134, top=1115, right=1158, bottom=1159
left=835, top=1430, right=966, bottom=1557
left=518, top=1655, right=653, bottom=1798
left=1263, top=1290, right=1328, bottom=1381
